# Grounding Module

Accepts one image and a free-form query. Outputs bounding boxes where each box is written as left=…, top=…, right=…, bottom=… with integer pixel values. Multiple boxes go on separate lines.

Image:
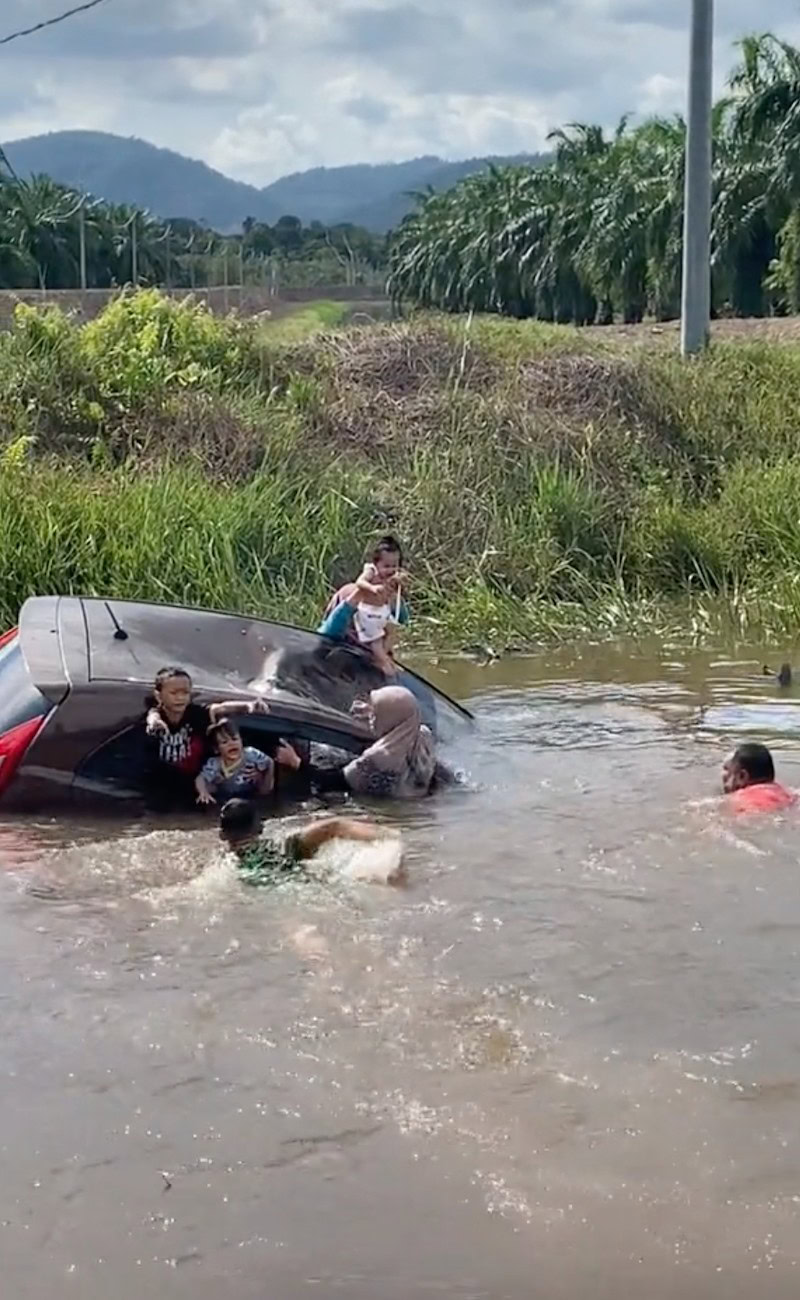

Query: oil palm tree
left=1, top=175, right=81, bottom=288
left=728, top=33, right=800, bottom=311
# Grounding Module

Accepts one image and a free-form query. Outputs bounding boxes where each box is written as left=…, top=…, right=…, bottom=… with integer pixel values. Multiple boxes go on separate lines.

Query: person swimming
left=722, top=742, right=796, bottom=814
left=218, top=798, right=400, bottom=886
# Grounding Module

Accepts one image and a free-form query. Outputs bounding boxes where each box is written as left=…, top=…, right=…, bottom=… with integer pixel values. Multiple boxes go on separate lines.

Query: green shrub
left=3, top=297, right=800, bottom=644
left=80, top=288, right=262, bottom=405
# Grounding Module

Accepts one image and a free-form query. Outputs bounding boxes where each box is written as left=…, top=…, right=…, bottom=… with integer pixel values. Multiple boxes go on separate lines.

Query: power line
left=0, top=0, right=110, bottom=47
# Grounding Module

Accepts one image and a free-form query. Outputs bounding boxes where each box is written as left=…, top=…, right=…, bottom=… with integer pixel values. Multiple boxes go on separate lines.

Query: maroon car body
left=0, top=596, right=469, bottom=812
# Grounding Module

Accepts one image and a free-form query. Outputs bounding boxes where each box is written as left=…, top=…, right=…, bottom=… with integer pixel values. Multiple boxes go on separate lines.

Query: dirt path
left=585, top=315, right=800, bottom=346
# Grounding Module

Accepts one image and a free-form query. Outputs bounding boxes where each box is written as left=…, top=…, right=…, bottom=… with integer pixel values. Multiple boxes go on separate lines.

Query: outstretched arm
left=208, top=697, right=269, bottom=723
left=276, top=741, right=350, bottom=793
left=294, top=816, right=386, bottom=860
left=194, top=773, right=216, bottom=806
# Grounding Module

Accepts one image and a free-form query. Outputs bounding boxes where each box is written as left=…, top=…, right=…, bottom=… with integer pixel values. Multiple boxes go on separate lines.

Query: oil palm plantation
left=727, top=33, right=800, bottom=312
left=389, top=33, right=800, bottom=324
left=0, top=175, right=81, bottom=288
left=0, top=173, right=181, bottom=292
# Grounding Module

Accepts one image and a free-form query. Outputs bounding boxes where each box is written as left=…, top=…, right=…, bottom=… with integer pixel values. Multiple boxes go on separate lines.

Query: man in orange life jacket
left=722, top=743, right=796, bottom=814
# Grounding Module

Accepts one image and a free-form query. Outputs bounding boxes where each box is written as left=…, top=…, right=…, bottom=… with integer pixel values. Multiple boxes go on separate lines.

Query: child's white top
left=354, top=601, right=391, bottom=644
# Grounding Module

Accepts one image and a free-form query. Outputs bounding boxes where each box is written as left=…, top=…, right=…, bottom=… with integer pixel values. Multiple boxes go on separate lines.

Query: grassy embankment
left=3, top=288, right=800, bottom=649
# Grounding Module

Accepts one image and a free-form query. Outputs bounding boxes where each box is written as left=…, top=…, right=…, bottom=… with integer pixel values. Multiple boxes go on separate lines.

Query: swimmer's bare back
left=293, top=816, right=383, bottom=858
left=294, top=817, right=405, bottom=884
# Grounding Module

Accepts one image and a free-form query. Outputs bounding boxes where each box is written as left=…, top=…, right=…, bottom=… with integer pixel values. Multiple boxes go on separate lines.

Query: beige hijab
left=344, top=686, right=436, bottom=799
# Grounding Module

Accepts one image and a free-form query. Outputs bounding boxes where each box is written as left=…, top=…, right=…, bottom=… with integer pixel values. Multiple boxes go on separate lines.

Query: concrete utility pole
left=680, top=0, right=714, bottom=357
left=78, top=201, right=87, bottom=290
left=131, top=214, right=138, bottom=286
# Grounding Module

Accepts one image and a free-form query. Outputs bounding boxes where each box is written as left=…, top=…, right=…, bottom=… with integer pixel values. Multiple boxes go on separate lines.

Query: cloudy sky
left=1, top=0, right=800, bottom=185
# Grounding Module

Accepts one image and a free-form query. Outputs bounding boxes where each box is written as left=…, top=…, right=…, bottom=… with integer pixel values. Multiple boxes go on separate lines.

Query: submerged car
left=0, top=596, right=472, bottom=812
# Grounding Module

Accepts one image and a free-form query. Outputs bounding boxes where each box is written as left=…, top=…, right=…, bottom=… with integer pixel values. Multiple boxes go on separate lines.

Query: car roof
left=19, top=596, right=471, bottom=739
left=18, top=595, right=73, bottom=700
left=92, top=597, right=381, bottom=738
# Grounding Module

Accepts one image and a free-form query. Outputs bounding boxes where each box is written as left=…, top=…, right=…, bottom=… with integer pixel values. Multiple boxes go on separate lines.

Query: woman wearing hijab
left=276, top=686, right=453, bottom=800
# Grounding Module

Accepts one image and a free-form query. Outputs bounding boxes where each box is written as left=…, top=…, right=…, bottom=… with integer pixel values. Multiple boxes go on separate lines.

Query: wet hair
left=207, top=718, right=240, bottom=752
left=154, top=665, right=192, bottom=693
left=219, top=797, right=260, bottom=840
left=732, top=742, right=775, bottom=785
left=364, top=534, right=403, bottom=566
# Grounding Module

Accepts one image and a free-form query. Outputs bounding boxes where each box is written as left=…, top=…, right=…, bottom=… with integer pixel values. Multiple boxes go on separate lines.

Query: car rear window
left=267, top=643, right=456, bottom=740
left=0, top=635, right=50, bottom=734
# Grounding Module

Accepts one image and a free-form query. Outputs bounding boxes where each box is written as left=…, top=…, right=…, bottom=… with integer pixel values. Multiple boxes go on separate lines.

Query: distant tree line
left=389, top=35, right=800, bottom=323
left=0, top=157, right=387, bottom=293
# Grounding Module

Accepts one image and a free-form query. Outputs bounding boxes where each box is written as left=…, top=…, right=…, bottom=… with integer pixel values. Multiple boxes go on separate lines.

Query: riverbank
left=2, top=291, right=800, bottom=647
left=585, top=314, right=800, bottom=347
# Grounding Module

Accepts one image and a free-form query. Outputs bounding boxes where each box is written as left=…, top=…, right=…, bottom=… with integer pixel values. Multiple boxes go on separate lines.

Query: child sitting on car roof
left=320, top=535, right=410, bottom=675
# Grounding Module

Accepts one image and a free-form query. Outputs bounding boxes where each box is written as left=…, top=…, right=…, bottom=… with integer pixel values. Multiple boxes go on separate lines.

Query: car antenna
left=104, top=601, right=128, bottom=641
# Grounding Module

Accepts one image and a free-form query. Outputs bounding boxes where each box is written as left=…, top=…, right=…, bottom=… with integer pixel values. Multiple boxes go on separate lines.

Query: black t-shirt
left=145, top=703, right=211, bottom=776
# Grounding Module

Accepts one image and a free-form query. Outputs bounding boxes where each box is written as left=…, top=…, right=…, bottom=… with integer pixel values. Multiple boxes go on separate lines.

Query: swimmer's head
left=219, top=798, right=262, bottom=856
left=722, top=742, right=775, bottom=794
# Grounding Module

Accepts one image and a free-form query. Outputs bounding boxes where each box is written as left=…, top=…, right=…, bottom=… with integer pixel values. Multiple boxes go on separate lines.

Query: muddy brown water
left=3, top=640, right=800, bottom=1299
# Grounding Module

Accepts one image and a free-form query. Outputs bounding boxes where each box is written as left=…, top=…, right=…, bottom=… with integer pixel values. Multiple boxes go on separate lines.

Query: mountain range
left=1, top=131, right=546, bottom=233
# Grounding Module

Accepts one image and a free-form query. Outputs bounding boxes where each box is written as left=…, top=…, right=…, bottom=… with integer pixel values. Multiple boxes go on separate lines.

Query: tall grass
left=3, top=292, right=800, bottom=645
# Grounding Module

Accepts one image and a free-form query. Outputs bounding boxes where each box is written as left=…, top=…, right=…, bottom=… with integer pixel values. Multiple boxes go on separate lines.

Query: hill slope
left=2, top=132, right=263, bottom=231
left=1, top=131, right=547, bottom=232
left=347, top=154, right=545, bottom=231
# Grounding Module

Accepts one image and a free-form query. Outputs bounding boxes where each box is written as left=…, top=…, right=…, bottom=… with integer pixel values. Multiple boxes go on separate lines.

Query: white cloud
left=1, top=0, right=800, bottom=183
left=637, top=73, right=684, bottom=117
